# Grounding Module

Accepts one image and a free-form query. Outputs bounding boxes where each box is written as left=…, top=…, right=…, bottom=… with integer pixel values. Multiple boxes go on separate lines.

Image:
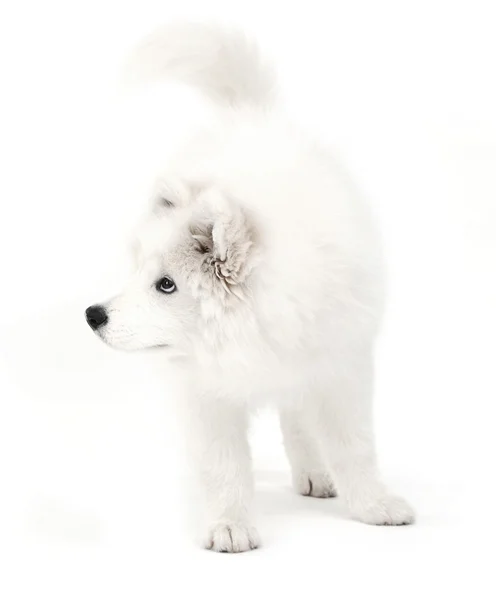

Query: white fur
left=88, top=23, right=414, bottom=552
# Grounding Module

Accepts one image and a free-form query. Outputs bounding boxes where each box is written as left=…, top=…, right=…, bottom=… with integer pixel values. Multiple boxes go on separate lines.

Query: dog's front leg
left=185, top=397, right=259, bottom=552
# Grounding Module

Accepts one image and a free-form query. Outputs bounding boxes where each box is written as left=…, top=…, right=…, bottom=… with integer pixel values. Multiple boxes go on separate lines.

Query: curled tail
left=125, top=22, right=276, bottom=109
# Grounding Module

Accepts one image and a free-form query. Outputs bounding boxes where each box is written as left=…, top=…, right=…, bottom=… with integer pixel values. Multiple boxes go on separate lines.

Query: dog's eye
left=156, top=277, right=176, bottom=294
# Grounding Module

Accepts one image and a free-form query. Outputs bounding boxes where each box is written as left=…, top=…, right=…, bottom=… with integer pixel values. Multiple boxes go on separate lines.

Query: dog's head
left=85, top=183, right=257, bottom=355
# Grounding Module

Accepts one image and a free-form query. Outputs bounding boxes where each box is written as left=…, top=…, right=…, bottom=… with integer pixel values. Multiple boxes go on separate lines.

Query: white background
left=1, top=1, right=495, bottom=598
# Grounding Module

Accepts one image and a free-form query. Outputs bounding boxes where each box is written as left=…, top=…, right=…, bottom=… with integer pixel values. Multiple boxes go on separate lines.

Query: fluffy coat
left=87, top=22, right=414, bottom=552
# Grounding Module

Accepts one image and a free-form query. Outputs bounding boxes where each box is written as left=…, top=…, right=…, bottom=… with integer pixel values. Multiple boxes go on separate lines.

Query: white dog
left=86, top=23, right=414, bottom=552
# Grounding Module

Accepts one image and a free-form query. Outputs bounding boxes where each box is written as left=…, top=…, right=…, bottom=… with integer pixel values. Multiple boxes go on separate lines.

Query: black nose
left=85, top=305, right=108, bottom=330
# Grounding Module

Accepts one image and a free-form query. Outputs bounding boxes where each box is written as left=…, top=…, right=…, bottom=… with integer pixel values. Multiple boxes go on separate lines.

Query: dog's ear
left=190, top=189, right=256, bottom=294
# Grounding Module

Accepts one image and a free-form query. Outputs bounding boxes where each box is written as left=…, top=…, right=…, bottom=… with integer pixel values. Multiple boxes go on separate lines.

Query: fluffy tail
left=124, top=22, right=276, bottom=109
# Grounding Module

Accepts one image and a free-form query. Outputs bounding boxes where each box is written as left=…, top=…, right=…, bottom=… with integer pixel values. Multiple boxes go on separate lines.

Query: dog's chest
left=192, top=348, right=327, bottom=404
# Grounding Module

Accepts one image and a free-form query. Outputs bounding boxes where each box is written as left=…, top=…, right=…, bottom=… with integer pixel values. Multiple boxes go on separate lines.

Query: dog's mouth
left=96, top=331, right=169, bottom=353
left=144, top=344, right=169, bottom=351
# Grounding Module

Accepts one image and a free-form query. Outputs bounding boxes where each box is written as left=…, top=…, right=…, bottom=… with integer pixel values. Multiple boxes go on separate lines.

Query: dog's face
left=85, top=184, right=256, bottom=355
left=86, top=251, right=199, bottom=353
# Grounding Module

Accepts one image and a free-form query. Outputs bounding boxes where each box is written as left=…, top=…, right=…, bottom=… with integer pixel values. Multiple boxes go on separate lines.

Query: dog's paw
left=203, top=521, right=260, bottom=553
left=294, top=471, right=337, bottom=498
left=351, top=494, right=415, bottom=526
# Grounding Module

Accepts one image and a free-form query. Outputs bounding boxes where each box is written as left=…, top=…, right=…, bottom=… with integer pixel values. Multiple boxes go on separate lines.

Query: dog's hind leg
left=279, top=406, right=337, bottom=498
left=312, top=349, right=415, bottom=525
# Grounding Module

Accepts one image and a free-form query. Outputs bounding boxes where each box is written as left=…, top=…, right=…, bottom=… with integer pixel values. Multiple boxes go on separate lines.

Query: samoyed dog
left=86, top=23, right=414, bottom=552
